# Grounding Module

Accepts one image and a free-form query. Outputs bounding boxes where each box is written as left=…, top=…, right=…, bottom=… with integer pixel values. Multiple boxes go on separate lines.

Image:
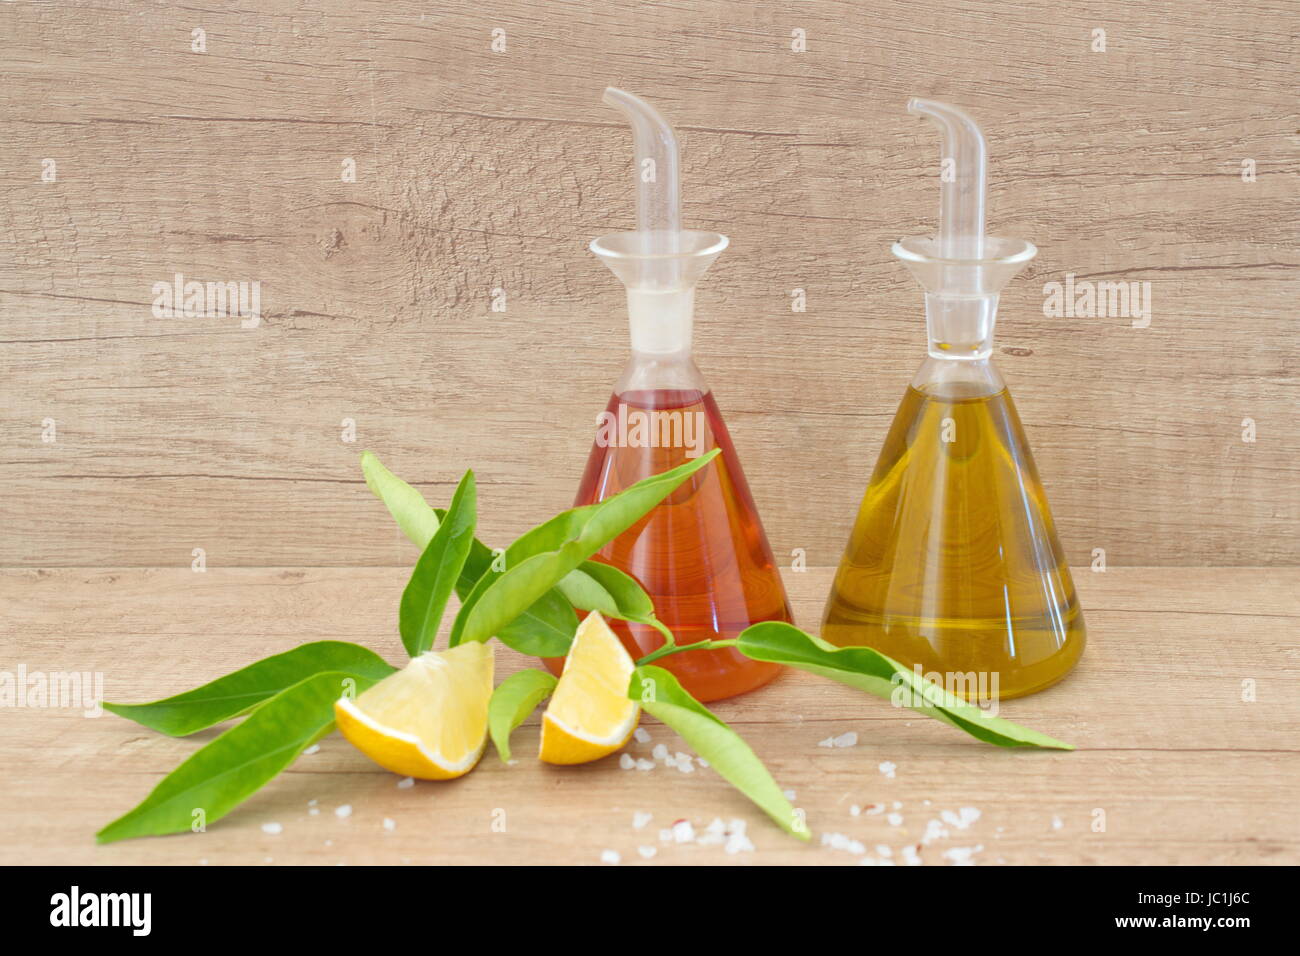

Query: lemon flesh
left=335, top=641, right=493, bottom=780
left=540, top=611, right=639, bottom=765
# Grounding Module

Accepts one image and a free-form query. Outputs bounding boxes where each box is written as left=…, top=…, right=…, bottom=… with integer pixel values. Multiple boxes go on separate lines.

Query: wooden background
left=1, top=0, right=1297, bottom=569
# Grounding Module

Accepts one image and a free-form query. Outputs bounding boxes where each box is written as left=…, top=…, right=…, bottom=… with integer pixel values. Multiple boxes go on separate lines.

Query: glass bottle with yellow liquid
left=822, top=99, right=1085, bottom=699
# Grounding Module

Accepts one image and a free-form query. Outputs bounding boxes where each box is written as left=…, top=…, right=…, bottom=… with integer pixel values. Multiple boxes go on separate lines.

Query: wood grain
left=1, top=0, right=1297, bottom=567
left=1, top=566, right=1295, bottom=865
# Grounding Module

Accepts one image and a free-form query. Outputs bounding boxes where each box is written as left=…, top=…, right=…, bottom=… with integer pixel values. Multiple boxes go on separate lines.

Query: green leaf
left=97, top=670, right=380, bottom=843
left=399, top=470, right=477, bottom=657
left=361, top=450, right=441, bottom=548
left=737, top=622, right=1074, bottom=750
left=488, top=669, right=558, bottom=763
left=103, top=641, right=396, bottom=737
left=631, top=665, right=809, bottom=840
left=558, top=561, right=655, bottom=624
left=361, top=451, right=578, bottom=652
left=452, top=450, right=719, bottom=654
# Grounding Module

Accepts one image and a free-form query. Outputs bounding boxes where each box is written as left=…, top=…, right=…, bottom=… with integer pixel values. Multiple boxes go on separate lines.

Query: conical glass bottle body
left=822, top=377, right=1085, bottom=699
left=549, top=383, right=791, bottom=702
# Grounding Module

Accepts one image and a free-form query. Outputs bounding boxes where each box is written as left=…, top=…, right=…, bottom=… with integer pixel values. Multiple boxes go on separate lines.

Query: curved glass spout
left=602, top=87, right=681, bottom=242
left=908, top=98, right=987, bottom=260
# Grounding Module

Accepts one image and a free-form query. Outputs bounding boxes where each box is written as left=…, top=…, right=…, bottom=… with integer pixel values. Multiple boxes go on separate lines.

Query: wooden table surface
left=2, top=566, right=1296, bottom=866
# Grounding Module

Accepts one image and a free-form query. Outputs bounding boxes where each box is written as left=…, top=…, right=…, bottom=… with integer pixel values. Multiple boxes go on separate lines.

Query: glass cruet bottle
left=821, top=99, right=1085, bottom=700
left=544, top=87, right=793, bottom=703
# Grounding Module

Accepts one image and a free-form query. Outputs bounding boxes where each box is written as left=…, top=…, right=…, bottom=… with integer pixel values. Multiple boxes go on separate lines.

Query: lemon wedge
left=335, top=641, right=493, bottom=780
left=540, top=611, right=639, bottom=764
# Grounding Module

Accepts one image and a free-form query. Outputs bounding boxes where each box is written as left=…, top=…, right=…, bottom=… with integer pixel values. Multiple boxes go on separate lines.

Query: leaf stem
left=636, top=637, right=738, bottom=667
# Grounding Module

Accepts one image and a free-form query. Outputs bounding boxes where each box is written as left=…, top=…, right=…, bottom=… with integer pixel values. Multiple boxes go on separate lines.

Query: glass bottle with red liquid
left=544, top=88, right=792, bottom=702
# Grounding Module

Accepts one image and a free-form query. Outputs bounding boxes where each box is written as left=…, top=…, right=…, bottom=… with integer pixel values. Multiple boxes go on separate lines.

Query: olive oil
left=822, top=383, right=1085, bottom=699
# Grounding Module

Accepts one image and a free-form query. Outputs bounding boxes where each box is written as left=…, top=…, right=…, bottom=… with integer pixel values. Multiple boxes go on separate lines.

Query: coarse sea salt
left=724, top=818, right=754, bottom=854
left=821, top=832, right=866, bottom=856
left=696, top=818, right=728, bottom=847
left=383, top=818, right=396, bottom=832
left=940, top=807, right=981, bottom=830
left=942, top=844, right=983, bottom=866
left=261, top=822, right=283, bottom=835
left=335, top=804, right=352, bottom=819
left=619, top=754, right=636, bottom=770
left=396, top=777, right=414, bottom=789
left=671, top=820, right=696, bottom=844
left=638, top=846, right=657, bottom=859
left=1052, top=815, right=1064, bottom=831
left=922, top=820, right=948, bottom=845
left=878, top=761, right=897, bottom=778
left=632, top=811, right=652, bottom=830
left=302, top=744, right=320, bottom=755
left=635, top=758, right=655, bottom=771
left=600, top=849, right=620, bottom=865
left=900, top=845, right=922, bottom=866
left=887, top=813, right=903, bottom=827
left=634, top=728, right=651, bottom=744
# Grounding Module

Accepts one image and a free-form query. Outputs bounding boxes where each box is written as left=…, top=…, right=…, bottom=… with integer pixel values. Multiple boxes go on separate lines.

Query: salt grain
left=942, top=844, right=983, bottom=866
left=383, top=818, right=396, bottom=832
left=941, top=807, right=981, bottom=830
left=671, top=820, right=696, bottom=843
left=335, top=804, right=353, bottom=819
left=634, top=728, right=651, bottom=744
left=849, top=804, right=861, bottom=817
left=878, top=761, right=897, bottom=778
left=302, top=744, right=321, bottom=756
left=635, top=758, right=655, bottom=771
left=632, top=811, right=653, bottom=830
left=724, top=819, right=754, bottom=854
left=619, top=754, right=636, bottom=770
left=1052, top=815, right=1064, bottom=831
left=922, top=820, right=948, bottom=845
left=697, top=818, right=728, bottom=846
left=900, top=845, right=922, bottom=866
left=652, top=744, right=670, bottom=762
left=887, top=813, right=903, bottom=827
left=638, top=846, right=657, bottom=859
left=261, top=822, right=283, bottom=835
left=600, top=849, right=620, bottom=865
left=396, top=777, right=414, bottom=789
